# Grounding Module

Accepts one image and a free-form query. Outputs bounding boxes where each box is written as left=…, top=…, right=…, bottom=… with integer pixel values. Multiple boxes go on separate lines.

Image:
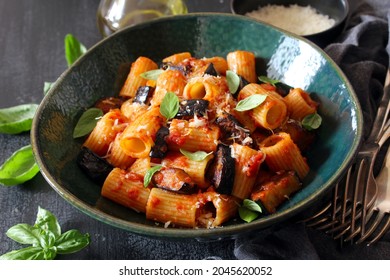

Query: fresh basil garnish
left=235, top=95, right=267, bottom=112
left=160, top=92, right=179, bottom=120
left=180, top=149, right=212, bottom=162
left=64, top=34, right=87, bottom=67
left=226, top=70, right=240, bottom=94
left=43, top=82, right=54, bottom=95
left=144, top=165, right=162, bottom=187
left=0, top=206, right=90, bottom=260
left=239, top=199, right=263, bottom=223
left=258, top=75, right=280, bottom=86
left=73, top=108, right=103, bottom=138
left=140, top=69, right=165, bottom=80
left=0, top=145, right=40, bottom=187
left=0, top=104, right=38, bottom=134
left=302, top=113, right=322, bottom=131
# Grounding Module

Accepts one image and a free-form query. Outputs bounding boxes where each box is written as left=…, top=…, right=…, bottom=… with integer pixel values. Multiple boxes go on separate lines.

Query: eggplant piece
left=231, top=75, right=250, bottom=96
left=149, top=126, right=169, bottom=158
left=152, top=167, right=196, bottom=194
left=207, top=144, right=235, bottom=195
left=77, top=147, right=113, bottom=185
left=176, top=99, right=209, bottom=119
left=215, top=113, right=252, bottom=146
left=133, top=86, right=154, bottom=104
left=275, top=82, right=293, bottom=97
left=94, top=97, right=125, bottom=114
left=161, top=62, right=188, bottom=76
left=203, top=63, right=219, bottom=77
left=275, top=119, right=316, bottom=151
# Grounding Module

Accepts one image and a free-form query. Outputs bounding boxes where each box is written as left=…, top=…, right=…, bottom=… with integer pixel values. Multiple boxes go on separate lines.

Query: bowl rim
left=229, top=0, right=350, bottom=37
left=31, top=12, right=363, bottom=240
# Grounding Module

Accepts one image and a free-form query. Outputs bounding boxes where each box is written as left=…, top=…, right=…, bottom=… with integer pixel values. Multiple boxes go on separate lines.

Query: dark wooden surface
left=0, top=0, right=236, bottom=260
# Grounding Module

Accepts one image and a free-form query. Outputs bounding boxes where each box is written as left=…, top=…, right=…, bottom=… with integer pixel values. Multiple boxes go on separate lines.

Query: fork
left=302, top=69, right=390, bottom=243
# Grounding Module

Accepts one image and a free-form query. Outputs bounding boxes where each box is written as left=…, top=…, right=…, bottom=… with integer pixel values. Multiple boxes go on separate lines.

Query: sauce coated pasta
left=77, top=50, right=320, bottom=228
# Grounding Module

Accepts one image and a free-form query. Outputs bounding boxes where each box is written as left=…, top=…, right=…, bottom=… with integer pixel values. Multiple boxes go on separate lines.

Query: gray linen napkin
left=233, top=0, right=390, bottom=260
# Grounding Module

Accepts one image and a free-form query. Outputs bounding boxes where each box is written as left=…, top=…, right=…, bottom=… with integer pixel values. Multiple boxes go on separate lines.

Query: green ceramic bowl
left=31, top=13, right=362, bottom=240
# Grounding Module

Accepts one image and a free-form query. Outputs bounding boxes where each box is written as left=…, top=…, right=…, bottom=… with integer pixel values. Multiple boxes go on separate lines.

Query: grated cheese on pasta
left=245, top=4, right=336, bottom=36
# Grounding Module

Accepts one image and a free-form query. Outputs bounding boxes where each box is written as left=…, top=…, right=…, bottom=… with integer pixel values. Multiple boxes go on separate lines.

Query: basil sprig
left=0, top=104, right=38, bottom=134
left=239, top=199, right=263, bottom=223
left=73, top=108, right=104, bottom=138
left=144, top=165, right=162, bottom=187
left=0, top=145, right=40, bottom=187
left=0, top=207, right=90, bottom=260
left=258, top=75, right=280, bottom=86
left=140, top=69, right=165, bottom=80
left=64, top=34, right=87, bottom=67
left=302, top=113, right=322, bottom=131
left=160, top=92, right=179, bottom=120
left=235, top=94, right=267, bottom=112
left=180, top=149, right=212, bottom=162
left=226, top=70, right=240, bottom=94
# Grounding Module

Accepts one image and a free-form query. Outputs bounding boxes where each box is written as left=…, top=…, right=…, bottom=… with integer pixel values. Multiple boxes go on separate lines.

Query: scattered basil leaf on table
left=239, top=199, right=263, bottom=223
left=73, top=108, right=103, bottom=138
left=140, top=69, right=165, bottom=80
left=226, top=70, right=240, bottom=94
left=160, top=92, right=179, bottom=120
left=302, top=113, right=322, bottom=131
left=0, top=145, right=40, bottom=187
left=64, top=33, right=87, bottom=67
left=0, top=104, right=38, bottom=134
left=258, top=75, right=280, bottom=86
left=144, top=165, right=162, bottom=187
left=0, top=206, right=90, bottom=260
left=235, top=94, right=267, bottom=112
left=180, top=149, right=212, bottom=162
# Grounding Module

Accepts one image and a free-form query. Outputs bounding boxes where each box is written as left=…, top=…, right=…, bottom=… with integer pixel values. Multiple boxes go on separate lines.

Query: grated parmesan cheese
left=245, top=4, right=336, bottom=36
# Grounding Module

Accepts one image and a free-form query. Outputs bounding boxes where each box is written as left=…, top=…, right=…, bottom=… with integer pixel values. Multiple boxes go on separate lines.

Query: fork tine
left=366, top=214, right=390, bottom=246
left=356, top=209, right=383, bottom=244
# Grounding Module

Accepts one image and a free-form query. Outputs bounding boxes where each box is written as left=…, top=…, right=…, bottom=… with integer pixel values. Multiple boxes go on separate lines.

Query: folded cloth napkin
left=233, top=0, right=390, bottom=260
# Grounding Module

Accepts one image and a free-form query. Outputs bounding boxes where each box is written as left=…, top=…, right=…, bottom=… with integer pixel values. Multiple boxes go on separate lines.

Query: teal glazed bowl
left=31, top=13, right=363, bottom=240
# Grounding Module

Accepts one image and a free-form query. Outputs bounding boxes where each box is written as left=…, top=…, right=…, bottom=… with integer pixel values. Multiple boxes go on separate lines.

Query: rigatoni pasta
left=77, top=50, right=322, bottom=229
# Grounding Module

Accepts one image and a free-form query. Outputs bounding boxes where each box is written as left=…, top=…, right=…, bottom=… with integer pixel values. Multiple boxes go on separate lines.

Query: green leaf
left=144, top=165, right=162, bottom=187
left=242, top=199, right=262, bottom=213
left=238, top=207, right=259, bottom=223
left=44, top=82, right=54, bottom=95
left=43, top=247, right=57, bottom=260
left=73, top=108, right=103, bottom=138
left=0, top=145, right=40, bottom=186
left=5, top=224, right=41, bottom=245
left=64, top=34, right=87, bottom=67
left=302, top=113, right=322, bottom=131
left=0, top=246, right=45, bottom=260
left=226, top=70, right=240, bottom=94
left=160, top=92, right=179, bottom=120
left=180, top=149, right=212, bottom=162
left=235, top=94, right=267, bottom=112
left=258, top=75, right=280, bottom=86
left=0, top=104, right=38, bottom=134
left=55, top=230, right=90, bottom=254
left=140, top=69, right=165, bottom=80
left=34, top=206, right=61, bottom=238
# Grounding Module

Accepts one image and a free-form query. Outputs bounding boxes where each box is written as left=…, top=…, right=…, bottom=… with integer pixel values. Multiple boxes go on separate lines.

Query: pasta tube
left=284, top=88, right=319, bottom=121
left=227, top=50, right=257, bottom=83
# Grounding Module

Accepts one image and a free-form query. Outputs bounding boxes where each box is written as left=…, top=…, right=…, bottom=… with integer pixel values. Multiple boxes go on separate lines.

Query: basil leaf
left=0, top=246, right=45, bottom=260
left=64, top=34, right=87, bottom=67
left=44, top=82, right=54, bottom=95
left=180, top=149, right=212, bottom=162
left=302, top=113, right=322, bottom=131
left=43, top=247, right=57, bottom=260
left=73, top=108, right=103, bottom=138
left=37, top=231, right=56, bottom=250
left=34, top=206, right=61, bottom=238
left=235, top=95, right=267, bottom=112
left=242, top=199, right=262, bottom=213
left=140, top=69, right=165, bottom=80
left=226, top=70, right=240, bottom=94
left=0, top=145, right=40, bottom=187
left=0, top=104, right=38, bottom=134
left=258, top=75, right=280, bottom=86
left=160, top=92, right=179, bottom=120
left=55, top=230, right=90, bottom=254
left=5, top=223, right=41, bottom=245
left=238, top=207, right=259, bottom=223
left=144, top=165, right=162, bottom=187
